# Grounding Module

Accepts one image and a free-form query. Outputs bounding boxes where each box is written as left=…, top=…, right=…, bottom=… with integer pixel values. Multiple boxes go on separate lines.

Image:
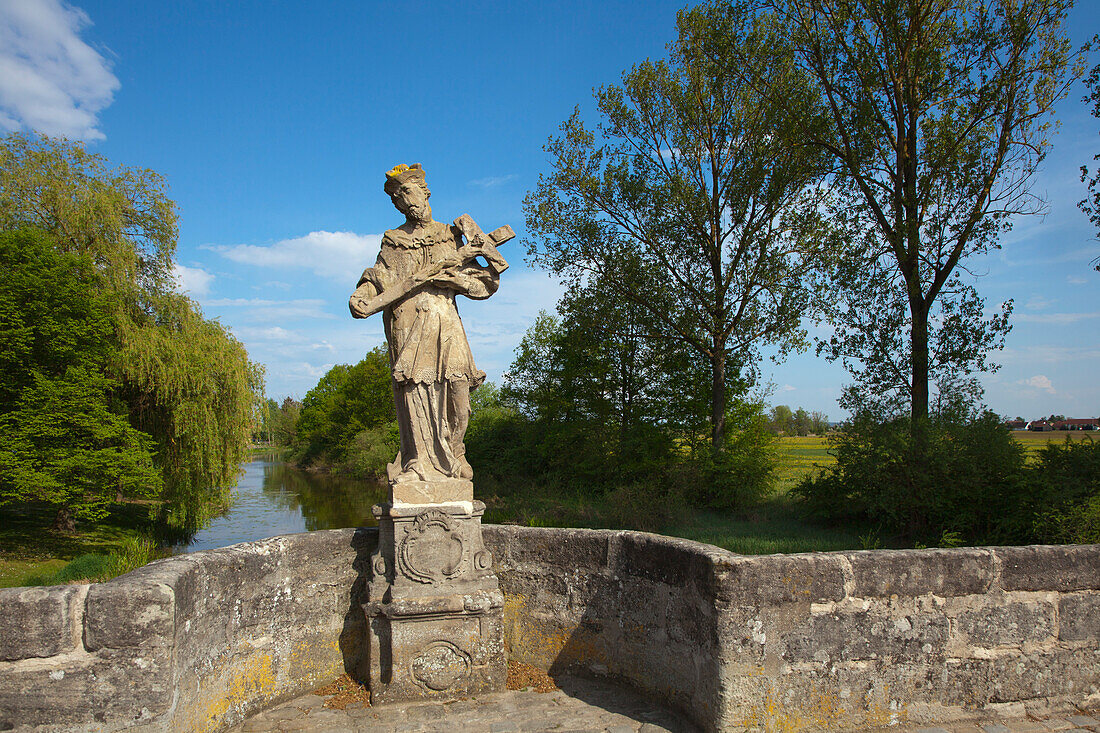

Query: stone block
left=715, top=553, right=846, bottom=606
left=367, top=604, right=506, bottom=705
left=85, top=578, right=174, bottom=651
left=1059, top=593, right=1100, bottom=641
left=996, top=546, right=1100, bottom=592
left=942, top=647, right=1100, bottom=706
left=956, top=600, right=1056, bottom=647
left=783, top=608, right=949, bottom=663
left=848, top=548, right=995, bottom=598
left=487, top=525, right=611, bottom=573
left=616, top=531, right=716, bottom=590
left=0, top=584, right=82, bottom=660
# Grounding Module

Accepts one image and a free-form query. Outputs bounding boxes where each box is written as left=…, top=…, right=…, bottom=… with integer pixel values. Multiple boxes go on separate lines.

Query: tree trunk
left=910, top=304, right=930, bottom=431
left=52, top=507, right=76, bottom=533
left=711, top=351, right=726, bottom=452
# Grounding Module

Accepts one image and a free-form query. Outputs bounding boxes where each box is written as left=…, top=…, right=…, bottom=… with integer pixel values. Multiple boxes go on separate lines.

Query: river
left=175, top=457, right=387, bottom=553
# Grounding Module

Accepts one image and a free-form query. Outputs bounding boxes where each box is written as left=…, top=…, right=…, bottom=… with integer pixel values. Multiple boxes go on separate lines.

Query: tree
left=293, top=347, right=395, bottom=466
left=524, top=2, right=831, bottom=451
left=769, top=404, right=794, bottom=434
left=760, top=0, right=1084, bottom=431
left=0, top=133, right=263, bottom=531
left=1079, top=37, right=1100, bottom=271
left=0, top=229, right=162, bottom=529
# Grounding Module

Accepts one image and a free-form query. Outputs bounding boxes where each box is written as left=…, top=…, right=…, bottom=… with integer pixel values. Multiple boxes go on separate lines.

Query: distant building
left=1053, top=418, right=1099, bottom=431
left=1005, top=420, right=1028, bottom=431
left=1028, top=420, right=1054, bottom=431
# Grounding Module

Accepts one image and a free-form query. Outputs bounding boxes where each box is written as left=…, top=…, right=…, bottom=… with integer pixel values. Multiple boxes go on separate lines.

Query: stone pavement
left=228, top=677, right=1100, bottom=733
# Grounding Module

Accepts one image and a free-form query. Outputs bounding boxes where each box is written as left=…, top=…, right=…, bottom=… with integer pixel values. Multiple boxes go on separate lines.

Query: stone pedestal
left=364, top=499, right=505, bottom=705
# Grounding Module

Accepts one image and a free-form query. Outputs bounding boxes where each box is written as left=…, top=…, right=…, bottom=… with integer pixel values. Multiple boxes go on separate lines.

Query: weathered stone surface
left=848, top=548, right=996, bottom=598
left=996, top=546, right=1100, bottom=592
left=783, top=608, right=950, bottom=663
left=484, top=524, right=610, bottom=571
left=0, top=583, right=82, bottom=660
left=2, top=528, right=1099, bottom=733
left=85, top=579, right=174, bottom=651
left=714, top=552, right=846, bottom=606
left=956, top=600, right=1056, bottom=647
left=1058, top=593, right=1100, bottom=641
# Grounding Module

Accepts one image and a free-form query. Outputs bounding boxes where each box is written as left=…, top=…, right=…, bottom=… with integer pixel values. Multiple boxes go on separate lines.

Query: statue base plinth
left=364, top=500, right=505, bottom=705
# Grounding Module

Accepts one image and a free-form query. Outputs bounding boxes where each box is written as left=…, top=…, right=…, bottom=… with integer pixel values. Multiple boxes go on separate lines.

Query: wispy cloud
left=172, top=263, right=214, bottom=297
left=779, top=384, right=797, bottom=392
left=203, top=297, right=335, bottom=322
left=1067, top=275, right=1088, bottom=285
left=205, top=230, right=381, bottom=283
left=1014, top=311, right=1100, bottom=325
left=0, top=0, right=119, bottom=140
left=1024, top=295, right=1052, bottom=311
left=1018, top=375, right=1056, bottom=394
left=1001, top=344, right=1100, bottom=364
left=468, top=174, right=517, bottom=189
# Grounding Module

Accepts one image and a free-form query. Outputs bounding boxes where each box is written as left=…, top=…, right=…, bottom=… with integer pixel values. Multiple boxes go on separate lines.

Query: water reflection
left=175, top=458, right=387, bottom=553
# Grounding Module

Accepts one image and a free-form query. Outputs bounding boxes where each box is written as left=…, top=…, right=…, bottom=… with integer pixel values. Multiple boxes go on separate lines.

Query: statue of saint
left=349, top=164, right=510, bottom=488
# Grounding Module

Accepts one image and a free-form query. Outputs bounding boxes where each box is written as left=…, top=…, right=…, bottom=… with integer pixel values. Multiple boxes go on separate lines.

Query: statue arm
left=349, top=250, right=395, bottom=319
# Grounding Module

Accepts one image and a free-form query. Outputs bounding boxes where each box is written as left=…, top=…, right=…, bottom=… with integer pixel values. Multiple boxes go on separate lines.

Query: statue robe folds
left=355, top=220, right=498, bottom=484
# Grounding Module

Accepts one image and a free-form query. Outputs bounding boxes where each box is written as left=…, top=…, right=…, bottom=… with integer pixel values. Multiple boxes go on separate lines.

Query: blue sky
left=1, top=0, right=1098, bottom=421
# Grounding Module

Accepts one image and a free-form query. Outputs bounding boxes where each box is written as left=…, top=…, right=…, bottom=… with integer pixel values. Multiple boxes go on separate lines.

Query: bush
left=694, top=400, right=777, bottom=511
left=338, top=422, right=400, bottom=479
left=793, top=410, right=1033, bottom=545
left=1032, top=437, right=1100, bottom=544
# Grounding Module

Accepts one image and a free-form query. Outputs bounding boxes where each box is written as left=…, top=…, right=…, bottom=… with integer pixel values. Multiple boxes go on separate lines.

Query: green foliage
left=338, top=422, right=400, bottom=479
left=0, top=133, right=265, bottom=533
left=524, top=2, right=831, bottom=448
left=293, top=347, right=396, bottom=470
left=793, top=411, right=1036, bottom=545
left=1032, top=437, right=1100, bottom=544
left=762, top=0, right=1084, bottom=424
left=768, top=405, right=829, bottom=436
left=697, top=399, right=776, bottom=510
left=1078, top=36, right=1100, bottom=272
left=0, top=229, right=162, bottom=524
left=18, top=534, right=158, bottom=586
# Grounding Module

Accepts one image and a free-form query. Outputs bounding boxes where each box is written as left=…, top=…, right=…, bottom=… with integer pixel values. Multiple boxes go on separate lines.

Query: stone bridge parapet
left=1, top=527, right=1097, bottom=732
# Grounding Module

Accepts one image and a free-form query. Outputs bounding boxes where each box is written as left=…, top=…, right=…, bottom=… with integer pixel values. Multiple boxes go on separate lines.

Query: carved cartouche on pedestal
left=349, top=164, right=510, bottom=704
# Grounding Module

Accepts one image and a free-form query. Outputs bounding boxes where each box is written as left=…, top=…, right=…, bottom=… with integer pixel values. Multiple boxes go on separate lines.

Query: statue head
left=385, top=163, right=431, bottom=224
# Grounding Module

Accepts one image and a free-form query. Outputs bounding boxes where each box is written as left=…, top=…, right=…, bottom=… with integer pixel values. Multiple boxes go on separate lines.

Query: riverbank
left=3, top=432, right=1092, bottom=588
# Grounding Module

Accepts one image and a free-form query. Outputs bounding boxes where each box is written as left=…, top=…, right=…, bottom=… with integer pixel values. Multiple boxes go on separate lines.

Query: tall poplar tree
left=758, top=0, right=1085, bottom=430
left=524, top=3, right=831, bottom=451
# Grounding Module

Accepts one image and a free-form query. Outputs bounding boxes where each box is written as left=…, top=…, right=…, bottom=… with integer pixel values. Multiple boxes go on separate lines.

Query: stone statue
left=349, top=164, right=510, bottom=704
left=350, top=163, right=512, bottom=500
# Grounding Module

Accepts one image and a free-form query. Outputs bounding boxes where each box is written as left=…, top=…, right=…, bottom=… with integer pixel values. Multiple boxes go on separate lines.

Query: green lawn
left=0, top=502, right=156, bottom=588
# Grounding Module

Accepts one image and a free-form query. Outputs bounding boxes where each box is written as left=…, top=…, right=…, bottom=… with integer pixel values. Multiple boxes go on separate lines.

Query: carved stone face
left=392, top=181, right=432, bottom=224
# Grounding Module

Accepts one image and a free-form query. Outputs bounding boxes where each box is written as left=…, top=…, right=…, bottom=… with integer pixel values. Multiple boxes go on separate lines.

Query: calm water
left=175, top=457, right=387, bottom=553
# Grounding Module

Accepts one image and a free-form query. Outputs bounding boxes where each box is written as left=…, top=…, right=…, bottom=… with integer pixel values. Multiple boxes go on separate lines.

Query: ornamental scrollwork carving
left=398, top=510, right=467, bottom=584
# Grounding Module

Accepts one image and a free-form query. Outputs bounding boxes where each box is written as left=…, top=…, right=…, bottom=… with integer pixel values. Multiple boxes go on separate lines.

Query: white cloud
left=1019, top=375, right=1056, bottom=394
left=1068, top=276, right=1087, bottom=285
left=0, top=0, right=119, bottom=140
left=1024, top=295, right=1052, bottom=311
left=172, top=263, right=214, bottom=297
left=468, top=174, right=517, bottom=188
left=779, top=384, right=797, bottom=392
left=203, top=297, right=335, bottom=322
left=1014, top=311, right=1100, bottom=325
left=206, top=230, right=381, bottom=283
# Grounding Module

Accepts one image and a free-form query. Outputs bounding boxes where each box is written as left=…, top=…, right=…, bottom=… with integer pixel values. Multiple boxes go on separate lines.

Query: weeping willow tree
left=0, top=133, right=263, bottom=531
